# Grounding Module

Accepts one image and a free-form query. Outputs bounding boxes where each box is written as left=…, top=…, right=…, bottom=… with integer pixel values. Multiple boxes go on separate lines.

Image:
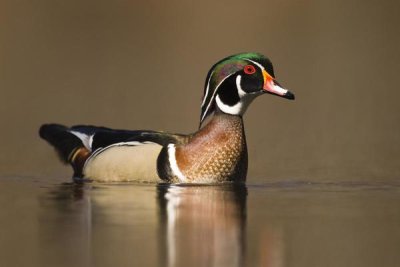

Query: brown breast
left=175, top=114, right=248, bottom=182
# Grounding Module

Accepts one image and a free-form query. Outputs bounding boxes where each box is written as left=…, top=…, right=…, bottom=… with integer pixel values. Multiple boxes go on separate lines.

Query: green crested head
left=199, top=52, right=294, bottom=126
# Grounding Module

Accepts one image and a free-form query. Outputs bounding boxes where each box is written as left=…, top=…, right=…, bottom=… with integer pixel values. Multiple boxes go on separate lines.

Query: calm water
left=2, top=1, right=400, bottom=266
left=1, top=177, right=400, bottom=267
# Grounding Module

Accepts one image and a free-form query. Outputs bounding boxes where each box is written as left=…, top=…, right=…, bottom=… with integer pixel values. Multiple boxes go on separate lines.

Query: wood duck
left=39, top=53, right=294, bottom=183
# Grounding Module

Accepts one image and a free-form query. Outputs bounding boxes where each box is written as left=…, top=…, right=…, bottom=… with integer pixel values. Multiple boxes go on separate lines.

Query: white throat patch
left=215, top=75, right=256, bottom=116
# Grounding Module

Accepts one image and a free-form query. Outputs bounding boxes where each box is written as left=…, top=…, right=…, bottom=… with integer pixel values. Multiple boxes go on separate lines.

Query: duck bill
left=262, top=70, right=295, bottom=100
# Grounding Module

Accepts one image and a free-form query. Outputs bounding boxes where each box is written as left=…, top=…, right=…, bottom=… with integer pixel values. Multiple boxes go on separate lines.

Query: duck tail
left=39, top=123, right=87, bottom=164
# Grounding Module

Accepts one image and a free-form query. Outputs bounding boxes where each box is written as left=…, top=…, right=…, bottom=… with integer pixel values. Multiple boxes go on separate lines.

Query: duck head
left=200, top=52, right=295, bottom=126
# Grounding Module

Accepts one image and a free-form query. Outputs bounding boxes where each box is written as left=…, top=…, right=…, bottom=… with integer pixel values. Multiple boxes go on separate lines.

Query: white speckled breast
left=172, top=113, right=248, bottom=182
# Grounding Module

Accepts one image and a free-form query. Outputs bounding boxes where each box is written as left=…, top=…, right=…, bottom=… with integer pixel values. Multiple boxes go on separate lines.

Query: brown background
left=1, top=0, right=399, bottom=182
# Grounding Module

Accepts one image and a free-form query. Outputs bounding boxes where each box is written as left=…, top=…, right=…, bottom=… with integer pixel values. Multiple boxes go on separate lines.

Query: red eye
left=244, top=65, right=256, bottom=75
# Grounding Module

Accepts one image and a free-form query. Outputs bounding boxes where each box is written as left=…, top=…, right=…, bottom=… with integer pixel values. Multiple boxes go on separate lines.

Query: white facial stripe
left=202, top=58, right=265, bottom=122
left=236, top=75, right=246, bottom=97
left=167, top=144, right=187, bottom=182
left=215, top=74, right=259, bottom=116
left=244, top=58, right=265, bottom=71
left=245, top=58, right=288, bottom=96
left=201, top=70, right=214, bottom=107
left=200, top=73, right=234, bottom=123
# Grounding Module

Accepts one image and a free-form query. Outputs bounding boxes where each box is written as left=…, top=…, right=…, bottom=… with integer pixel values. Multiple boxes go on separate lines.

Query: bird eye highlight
left=244, top=65, right=256, bottom=75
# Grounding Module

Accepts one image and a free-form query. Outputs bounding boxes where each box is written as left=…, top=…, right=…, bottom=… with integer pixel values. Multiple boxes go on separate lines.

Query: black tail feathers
left=39, top=124, right=84, bottom=163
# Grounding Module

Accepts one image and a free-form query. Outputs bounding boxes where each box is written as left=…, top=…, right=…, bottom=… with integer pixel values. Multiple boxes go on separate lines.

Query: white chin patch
left=215, top=75, right=255, bottom=115
left=215, top=95, right=244, bottom=115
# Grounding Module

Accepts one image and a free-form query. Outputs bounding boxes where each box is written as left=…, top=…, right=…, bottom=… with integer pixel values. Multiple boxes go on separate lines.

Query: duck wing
left=69, top=125, right=186, bottom=151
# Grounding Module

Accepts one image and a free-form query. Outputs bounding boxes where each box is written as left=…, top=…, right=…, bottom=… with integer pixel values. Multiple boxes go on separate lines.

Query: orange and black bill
left=262, top=70, right=295, bottom=100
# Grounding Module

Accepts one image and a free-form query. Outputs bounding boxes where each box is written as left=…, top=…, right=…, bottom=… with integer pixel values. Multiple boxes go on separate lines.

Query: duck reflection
left=157, top=183, right=247, bottom=267
left=39, top=182, right=247, bottom=266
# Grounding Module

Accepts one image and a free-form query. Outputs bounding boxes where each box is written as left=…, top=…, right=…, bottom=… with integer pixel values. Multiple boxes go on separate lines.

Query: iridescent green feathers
left=199, top=53, right=275, bottom=126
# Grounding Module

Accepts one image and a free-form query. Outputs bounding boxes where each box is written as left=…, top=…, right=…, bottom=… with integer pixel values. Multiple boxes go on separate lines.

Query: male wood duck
left=39, top=53, right=294, bottom=183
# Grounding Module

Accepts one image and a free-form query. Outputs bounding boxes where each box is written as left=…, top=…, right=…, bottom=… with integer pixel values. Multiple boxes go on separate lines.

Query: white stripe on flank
left=200, top=73, right=234, bottom=123
left=167, top=144, right=187, bottom=182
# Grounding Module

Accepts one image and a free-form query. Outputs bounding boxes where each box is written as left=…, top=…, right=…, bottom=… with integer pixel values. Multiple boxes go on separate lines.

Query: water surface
left=1, top=176, right=400, bottom=267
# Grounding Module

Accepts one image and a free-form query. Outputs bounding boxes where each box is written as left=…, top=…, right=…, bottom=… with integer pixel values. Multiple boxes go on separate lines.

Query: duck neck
left=197, top=111, right=246, bottom=140
left=159, top=112, right=248, bottom=182
left=194, top=112, right=248, bottom=181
